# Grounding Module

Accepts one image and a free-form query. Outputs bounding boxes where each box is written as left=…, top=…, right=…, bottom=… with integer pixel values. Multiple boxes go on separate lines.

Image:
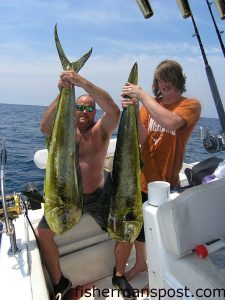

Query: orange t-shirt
left=140, top=96, right=201, bottom=192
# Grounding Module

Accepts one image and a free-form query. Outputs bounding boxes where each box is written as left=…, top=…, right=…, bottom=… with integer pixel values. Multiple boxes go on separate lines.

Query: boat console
left=143, top=177, right=225, bottom=299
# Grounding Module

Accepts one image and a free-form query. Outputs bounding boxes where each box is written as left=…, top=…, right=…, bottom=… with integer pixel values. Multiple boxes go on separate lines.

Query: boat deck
left=28, top=206, right=150, bottom=300
left=66, top=269, right=149, bottom=300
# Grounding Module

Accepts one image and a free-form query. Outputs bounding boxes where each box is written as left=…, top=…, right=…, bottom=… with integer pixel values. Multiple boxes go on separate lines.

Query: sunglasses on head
left=75, top=105, right=96, bottom=112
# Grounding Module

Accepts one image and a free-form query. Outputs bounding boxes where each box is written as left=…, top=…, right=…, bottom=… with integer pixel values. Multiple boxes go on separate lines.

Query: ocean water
left=0, top=102, right=224, bottom=196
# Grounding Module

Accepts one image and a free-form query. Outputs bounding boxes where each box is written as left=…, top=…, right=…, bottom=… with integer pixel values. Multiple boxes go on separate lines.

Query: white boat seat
left=34, top=147, right=190, bottom=184
left=33, top=138, right=117, bottom=170
left=157, top=178, right=225, bottom=297
left=34, top=150, right=114, bottom=173
left=158, top=178, right=225, bottom=256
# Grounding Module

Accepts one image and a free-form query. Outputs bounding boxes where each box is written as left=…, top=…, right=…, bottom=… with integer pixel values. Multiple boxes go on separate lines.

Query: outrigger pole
left=206, top=0, right=225, bottom=57
left=176, top=0, right=225, bottom=132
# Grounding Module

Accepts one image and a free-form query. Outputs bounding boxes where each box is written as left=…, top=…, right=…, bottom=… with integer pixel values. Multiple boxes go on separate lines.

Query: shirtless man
left=35, top=70, right=120, bottom=299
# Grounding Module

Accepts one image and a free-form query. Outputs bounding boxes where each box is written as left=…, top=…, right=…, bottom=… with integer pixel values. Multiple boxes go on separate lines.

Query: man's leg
left=125, top=240, right=147, bottom=281
left=113, top=241, right=136, bottom=300
left=35, top=225, right=72, bottom=299
left=126, top=192, right=148, bottom=281
left=114, top=241, right=133, bottom=276
left=35, top=227, right=61, bottom=284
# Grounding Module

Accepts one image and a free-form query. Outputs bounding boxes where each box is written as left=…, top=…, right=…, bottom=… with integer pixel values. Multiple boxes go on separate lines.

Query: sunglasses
left=75, top=105, right=96, bottom=112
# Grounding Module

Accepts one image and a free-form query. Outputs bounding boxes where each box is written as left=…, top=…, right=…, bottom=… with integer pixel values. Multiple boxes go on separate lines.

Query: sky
left=0, top=0, right=225, bottom=118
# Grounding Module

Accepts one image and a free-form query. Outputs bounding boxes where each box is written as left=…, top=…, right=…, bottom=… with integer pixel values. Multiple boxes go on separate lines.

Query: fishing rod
left=136, top=0, right=153, bottom=19
left=206, top=0, right=225, bottom=57
left=176, top=0, right=225, bottom=152
left=0, top=141, right=20, bottom=254
left=1, top=141, right=11, bottom=233
left=0, top=141, right=44, bottom=254
left=213, top=0, right=225, bottom=20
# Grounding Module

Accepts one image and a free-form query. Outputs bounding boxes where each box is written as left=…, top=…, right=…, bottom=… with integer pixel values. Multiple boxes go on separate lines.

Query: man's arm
left=40, top=95, right=60, bottom=137
left=122, top=82, right=185, bottom=131
left=137, top=109, right=148, bottom=146
left=121, top=97, right=147, bottom=146
left=60, top=71, right=120, bottom=136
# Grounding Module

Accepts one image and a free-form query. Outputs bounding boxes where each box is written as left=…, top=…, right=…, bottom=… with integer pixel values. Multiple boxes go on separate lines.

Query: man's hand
left=121, top=82, right=142, bottom=100
left=121, top=97, right=138, bottom=109
left=59, top=70, right=84, bottom=88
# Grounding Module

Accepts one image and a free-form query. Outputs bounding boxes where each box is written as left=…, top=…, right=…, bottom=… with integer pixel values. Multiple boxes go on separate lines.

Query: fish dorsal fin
left=54, top=24, right=92, bottom=71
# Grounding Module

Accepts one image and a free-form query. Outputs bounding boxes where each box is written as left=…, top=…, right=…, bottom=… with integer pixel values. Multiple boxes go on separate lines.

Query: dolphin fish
left=44, top=24, right=92, bottom=234
left=108, top=63, right=143, bottom=243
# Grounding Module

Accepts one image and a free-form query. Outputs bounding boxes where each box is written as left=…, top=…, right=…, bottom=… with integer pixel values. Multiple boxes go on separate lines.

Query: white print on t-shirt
left=148, top=117, right=176, bottom=136
left=151, top=137, right=162, bottom=145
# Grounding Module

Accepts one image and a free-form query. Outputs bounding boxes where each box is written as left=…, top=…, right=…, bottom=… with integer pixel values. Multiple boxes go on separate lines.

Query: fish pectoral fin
left=72, top=48, right=93, bottom=73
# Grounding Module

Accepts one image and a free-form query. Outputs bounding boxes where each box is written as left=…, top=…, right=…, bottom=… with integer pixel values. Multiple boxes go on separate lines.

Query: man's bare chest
left=77, top=134, right=98, bottom=159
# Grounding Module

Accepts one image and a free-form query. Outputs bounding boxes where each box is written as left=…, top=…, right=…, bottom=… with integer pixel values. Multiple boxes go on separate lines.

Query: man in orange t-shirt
left=112, top=60, right=201, bottom=297
left=140, top=96, right=200, bottom=192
